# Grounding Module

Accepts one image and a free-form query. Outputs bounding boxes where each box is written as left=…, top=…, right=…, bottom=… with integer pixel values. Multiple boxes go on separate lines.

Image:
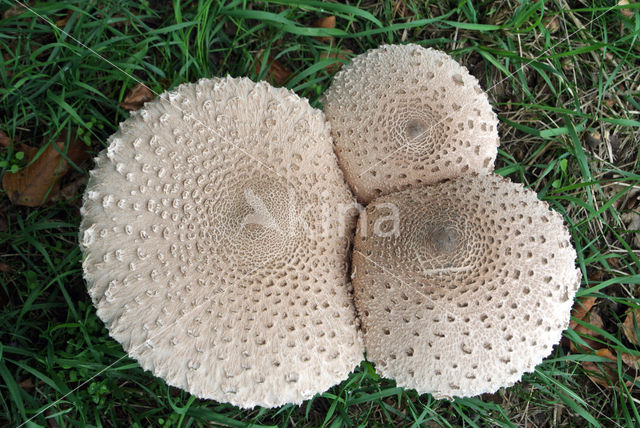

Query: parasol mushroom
left=323, top=44, right=500, bottom=203
left=351, top=174, right=581, bottom=398
left=80, top=77, right=364, bottom=408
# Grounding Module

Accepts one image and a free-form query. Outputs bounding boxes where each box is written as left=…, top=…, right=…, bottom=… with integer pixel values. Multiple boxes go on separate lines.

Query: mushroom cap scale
left=352, top=174, right=580, bottom=398
left=323, top=44, right=500, bottom=203
left=80, top=77, right=364, bottom=408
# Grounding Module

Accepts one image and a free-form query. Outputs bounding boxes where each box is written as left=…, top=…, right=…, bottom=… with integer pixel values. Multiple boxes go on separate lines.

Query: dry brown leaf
left=120, top=83, right=154, bottom=111
left=621, top=352, right=640, bottom=368
left=2, top=142, right=69, bottom=207
left=56, top=10, right=72, bottom=28
left=3, top=5, right=26, bottom=19
left=49, top=176, right=88, bottom=203
left=595, top=347, right=640, bottom=369
left=62, top=131, right=91, bottom=168
left=570, top=309, right=604, bottom=353
left=0, top=262, right=11, bottom=272
left=595, top=349, right=640, bottom=388
left=320, top=49, right=352, bottom=73
left=581, top=360, right=618, bottom=388
left=622, top=308, right=640, bottom=345
left=596, top=348, right=617, bottom=361
left=313, top=16, right=335, bottom=44
left=266, top=60, right=292, bottom=86
left=254, top=53, right=292, bottom=86
left=0, top=131, right=9, bottom=148
left=618, top=0, right=635, bottom=18
left=569, top=296, right=597, bottom=329
left=18, top=378, right=35, bottom=391
left=48, top=130, right=91, bottom=203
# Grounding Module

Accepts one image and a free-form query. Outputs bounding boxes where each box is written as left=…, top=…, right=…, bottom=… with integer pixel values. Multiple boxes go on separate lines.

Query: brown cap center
left=406, top=118, right=426, bottom=140
left=431, top=226, right=458, bottom=253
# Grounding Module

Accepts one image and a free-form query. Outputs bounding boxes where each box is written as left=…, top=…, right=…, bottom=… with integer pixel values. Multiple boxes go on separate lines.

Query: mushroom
left=351, top=174, right=581, bottom=398
left=79, top=77, right=364, bottom=408
left=322, top=44, right=500, bottom=203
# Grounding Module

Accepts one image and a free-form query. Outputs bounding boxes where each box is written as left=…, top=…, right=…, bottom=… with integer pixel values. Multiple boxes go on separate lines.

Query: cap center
left=405, top=118, right=426, bottom=140
left=431, top=227, right=458, bottom=253
left=210, top=177, right=303, bottom=270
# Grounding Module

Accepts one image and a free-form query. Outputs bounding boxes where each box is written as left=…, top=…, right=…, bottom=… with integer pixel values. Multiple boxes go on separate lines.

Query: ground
left=1, top=1, right=639, bottom=427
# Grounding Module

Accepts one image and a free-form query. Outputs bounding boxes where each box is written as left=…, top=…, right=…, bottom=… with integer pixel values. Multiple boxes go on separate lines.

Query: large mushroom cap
left=323, top=44, right=500, bottom=203
left=352, top=174, right=580, bottom=398
left=79, top=77, right=364, bottom=408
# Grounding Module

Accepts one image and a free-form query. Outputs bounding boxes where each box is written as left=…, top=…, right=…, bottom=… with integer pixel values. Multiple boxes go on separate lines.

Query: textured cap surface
left=352, top=174, right=580, bottom=398
left=323, top=44, right=500, bottom=203
left=79, top=77, right=364, bottom=408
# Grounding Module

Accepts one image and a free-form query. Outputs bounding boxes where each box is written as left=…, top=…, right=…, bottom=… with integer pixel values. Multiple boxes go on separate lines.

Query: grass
left=1, top=0, right=639, bottom=426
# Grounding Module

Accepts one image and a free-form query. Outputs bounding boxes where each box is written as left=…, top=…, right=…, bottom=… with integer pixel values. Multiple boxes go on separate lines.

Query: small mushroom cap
left=323, top=44, right=500, bottom=203
left=79, top=77, right=364, bottom=408
left=352, top=174, right=580, bottom=398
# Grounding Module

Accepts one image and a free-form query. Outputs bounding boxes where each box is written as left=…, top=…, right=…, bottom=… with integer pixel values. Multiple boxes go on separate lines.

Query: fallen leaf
left=18, top=378, right=35, bottom=391
left=0, top=262, right=11, bottom=272
left=60, top=129, right=91, bottom=168
left=3, top=5, right=26, bottom=19
left=596, top=348, right=640, bottom=369
left=254, top=52, right=292, bottom=86
left=618, top=0, right=635, bottom=18
left=569, top=296, right=597, bottom=330
left=313, top=16, right=335, bottom=44
left=56, top=10, right=72, bottom=28
left=0, top=131, right=9, bottom=147
left=120, top=83, right=154, bottom=111
left=596, top=348, right=617, bottom=361
left=49, top=176, right=88, bottom=203
left=594, top=348, right=640, bottom=388
left=0, top=131, right=11, bottom=147
left=9, top=143, right=38, bottom=163
left=2, top=142, right=69, bottom=207
left=581, top=360, right=618, bottom=389
left=622, top=308, right=640, bottom=345
left=570, top=308, right=604, bottom=353
left=320, top=49, right=352, bottom=73
left=621, top=352, right=640, bottom=369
